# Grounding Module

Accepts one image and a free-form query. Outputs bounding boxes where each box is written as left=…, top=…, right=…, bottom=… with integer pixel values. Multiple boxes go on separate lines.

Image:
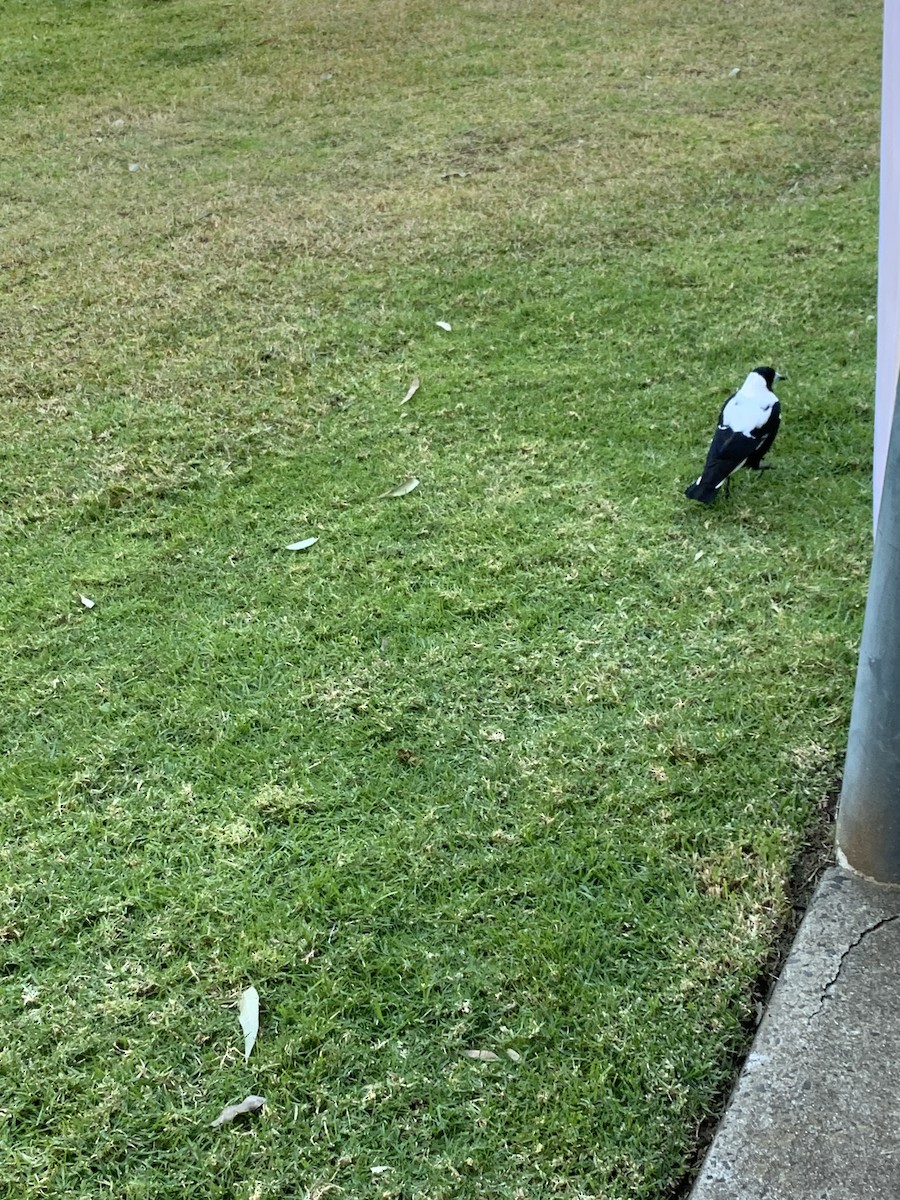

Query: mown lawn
left=0, top=2, right=882, bottom=1197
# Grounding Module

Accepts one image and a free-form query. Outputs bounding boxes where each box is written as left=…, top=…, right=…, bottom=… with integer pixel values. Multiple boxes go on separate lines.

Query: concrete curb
left=690, top=867, right=900, bottom=1199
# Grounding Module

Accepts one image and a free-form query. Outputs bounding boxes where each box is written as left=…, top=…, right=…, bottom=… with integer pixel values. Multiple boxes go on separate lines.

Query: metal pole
left=873, top=0, right=900, bottom=532
left=837, top=367, right=900, bottom=882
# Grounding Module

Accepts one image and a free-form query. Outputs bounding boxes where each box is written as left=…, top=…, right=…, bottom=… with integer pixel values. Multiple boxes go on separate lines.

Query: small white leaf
left=239, top=986, right=260, bottom=1060
left=285, top=537, right=318, bottom=551
left=401, top=377, right=420, bottom=404
left=693, top=550, right=704, bottom=562
left=370, top=1166, right=391, bottom=1176
left=378, top=476, right=420, bottom=499
left=128, top=162, right=140, bottom=172
left=210, top=1094, right=266, bottom=1128
left=435, top=320, right=452, bottom=331
left=80, top=595, right=96, bottom=609
left=464, top=1049, right=500, bottom=1061
left=728, top=66, right=741, bottom=77
left=506, top=1048, right=522, bottom=1062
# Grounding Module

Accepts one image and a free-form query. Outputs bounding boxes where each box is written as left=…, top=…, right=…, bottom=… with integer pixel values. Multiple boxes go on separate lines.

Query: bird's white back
left=722, top=371, right=775, bottom=435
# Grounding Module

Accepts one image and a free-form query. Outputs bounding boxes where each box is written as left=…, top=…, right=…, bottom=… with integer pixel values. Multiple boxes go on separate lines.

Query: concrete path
left=691, top=866, right=900, bottom=1199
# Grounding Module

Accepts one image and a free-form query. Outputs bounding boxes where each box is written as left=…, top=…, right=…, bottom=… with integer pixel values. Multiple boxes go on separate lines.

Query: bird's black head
left=752, top=366, right=784, bottom=391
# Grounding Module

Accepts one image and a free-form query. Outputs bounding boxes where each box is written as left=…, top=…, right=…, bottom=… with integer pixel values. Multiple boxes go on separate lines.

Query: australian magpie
left=684, top=366, right=783, bottom=505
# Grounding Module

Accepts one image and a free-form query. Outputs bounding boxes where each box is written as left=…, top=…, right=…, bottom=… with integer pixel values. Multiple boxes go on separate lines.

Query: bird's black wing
left=701, top=424, right=759, bottom=480
left=744, top=401, right=781, bottom=469
left=684, top=424, right=760, bottom=503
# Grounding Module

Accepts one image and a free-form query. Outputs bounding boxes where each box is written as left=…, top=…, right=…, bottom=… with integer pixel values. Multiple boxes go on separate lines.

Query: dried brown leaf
left=378, top=476, right=420, bottom=499
left=239, top=986, right=260, bottom=1060
left=210, top=1094, right=266, bottom=1128
left=401, top=377, right=420, bottom=404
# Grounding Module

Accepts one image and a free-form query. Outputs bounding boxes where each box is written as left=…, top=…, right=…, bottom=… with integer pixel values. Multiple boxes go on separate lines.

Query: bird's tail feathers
left=684, top=478, right=718, bottom=504
left=684, top=458, right=745, bottom=505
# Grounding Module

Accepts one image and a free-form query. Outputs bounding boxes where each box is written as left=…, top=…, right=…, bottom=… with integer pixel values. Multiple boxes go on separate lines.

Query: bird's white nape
left=739, top=371, right=773, bottom=401
left=722, top=372, right=776, bottom=436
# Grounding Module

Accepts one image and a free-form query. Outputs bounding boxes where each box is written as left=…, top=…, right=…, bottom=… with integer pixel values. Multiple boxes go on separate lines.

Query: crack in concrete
left=809, top=913, right=900, bottom=1019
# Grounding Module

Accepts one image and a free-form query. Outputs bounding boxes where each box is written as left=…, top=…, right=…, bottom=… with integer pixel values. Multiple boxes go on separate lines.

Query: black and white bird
left=684, top=366, right=783, bottom=505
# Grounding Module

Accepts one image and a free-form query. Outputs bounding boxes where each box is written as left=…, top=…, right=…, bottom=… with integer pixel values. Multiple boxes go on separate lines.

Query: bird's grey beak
left=774, top=372, right=786, bottom=381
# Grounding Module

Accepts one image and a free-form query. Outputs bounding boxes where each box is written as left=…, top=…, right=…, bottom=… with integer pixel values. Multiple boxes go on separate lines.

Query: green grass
left=0, top=1, right=881, bottom=1197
